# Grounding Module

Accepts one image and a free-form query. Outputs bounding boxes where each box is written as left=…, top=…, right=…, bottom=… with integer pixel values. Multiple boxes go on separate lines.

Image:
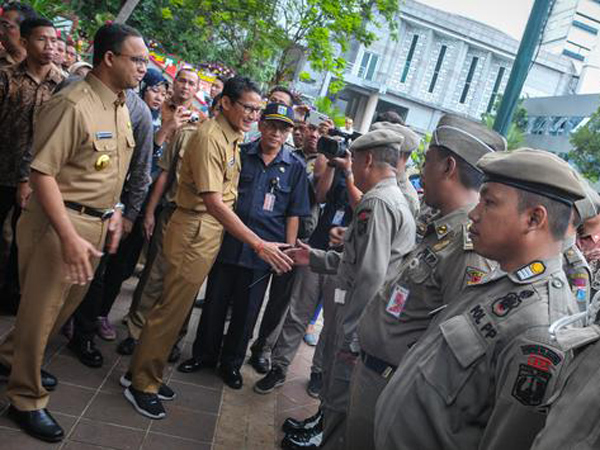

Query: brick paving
left=0, top=278, right=319, bottom=450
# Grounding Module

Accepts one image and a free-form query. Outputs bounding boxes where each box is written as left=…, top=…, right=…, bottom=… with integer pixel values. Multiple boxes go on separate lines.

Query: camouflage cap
left=369, top=121, right=420, bottom=153
left=477, top=148, right=586, bottom=205
left=432, top=114, right=507, bottom=168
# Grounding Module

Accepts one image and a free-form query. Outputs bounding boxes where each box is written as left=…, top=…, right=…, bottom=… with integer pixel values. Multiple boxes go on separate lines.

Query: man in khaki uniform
left=119, top=123, right=196, bottom=352
left=345, top=115, right=506, bottom=450
left=284, top=127, right=417, bottom=449
left=0, top=24, right=147, bottom=442
left=375, top=148, right=585, bottom=450
left=124, top=77, right=293, bottom=420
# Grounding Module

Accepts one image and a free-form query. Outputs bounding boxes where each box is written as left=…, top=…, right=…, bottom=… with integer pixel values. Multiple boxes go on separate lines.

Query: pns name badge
left=95, top=131, right=114, bottom=140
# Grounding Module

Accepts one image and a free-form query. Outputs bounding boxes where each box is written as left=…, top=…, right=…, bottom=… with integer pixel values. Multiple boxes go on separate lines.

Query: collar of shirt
left=216, top=114, right=243, bottom=146
left=562, top=234, right=577, bottom=252
left=507, top=256, right=563, bottom=285
left=14, top=59, right=64, bottom=85
left=246, top=139, right=292, bottom=165
left=430, top=204, right=476, bottom=240
left=85, top=72, right=121, bottom=110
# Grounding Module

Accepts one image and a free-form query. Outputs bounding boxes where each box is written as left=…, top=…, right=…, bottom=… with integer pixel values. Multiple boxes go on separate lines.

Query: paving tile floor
left=0, top=278, right=320, bottom=449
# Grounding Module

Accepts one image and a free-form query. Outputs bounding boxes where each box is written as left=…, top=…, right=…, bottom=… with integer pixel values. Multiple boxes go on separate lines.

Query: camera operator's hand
left=329, top=149, right=352, bottom=172
left=318, top=118, right=334, bottom=136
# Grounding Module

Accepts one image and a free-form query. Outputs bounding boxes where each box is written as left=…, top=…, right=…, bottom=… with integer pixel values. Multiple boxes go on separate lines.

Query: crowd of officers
left=1, top=8, right=600, bottom=450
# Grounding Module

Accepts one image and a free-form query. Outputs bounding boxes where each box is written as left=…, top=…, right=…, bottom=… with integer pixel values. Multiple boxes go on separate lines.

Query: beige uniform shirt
left=158, top=124, right=196, bottom=204
left=397, top=170, right=420, bottom=219
left=176, top=114, right=242, bottom=212
left=309, top=177, right=416, bottom=354
left=375, top=256, right=579, bottom=450
left=358, top=206, right=495, bottom=366
left=31, top=73, right=134, bottom=210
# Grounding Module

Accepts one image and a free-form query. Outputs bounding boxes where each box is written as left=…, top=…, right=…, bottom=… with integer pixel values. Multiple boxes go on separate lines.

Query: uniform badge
left=515, top=261, right=546, bottom=281
left=95, top=131, right=113, bottom=140
left=228, top=157, right=236, bottom=167
left=279, top=166, right=285, bottom=173
left=386, top=285, right=410, bottom=318
left=357, top=209, right=371, bottom=236
left=432, top=238, right=450, bottom=252
left=465, top=267, right=487, bottom=286
left=463, top=224, right=473, bottom=250
left=491, top=290, right=534, bottom=317
left=94, top=154, right=111, bottom=171
left=512, top=364, right=551, bottom=406
left=421, top=248, right=438, bottom=267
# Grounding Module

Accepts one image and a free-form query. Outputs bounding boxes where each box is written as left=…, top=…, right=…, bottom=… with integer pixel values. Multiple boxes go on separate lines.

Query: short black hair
left=215, top=74, right=226, bottom=85
left=435, top=146, right=484, bottom=191
left=2, top=2, right=36, bottom=23
left=211, top=93, right=222, bottom=109
left=269, top=85, right=295, bottom=105
left=517, top=190, right=572, bottom=241
left=92, top=23, right=142, bottom=67
left=222, top=76, right=261, bottom=103
left=374, top=110, right=405, bottom=125
left=20, top=17, right=54, bottom=40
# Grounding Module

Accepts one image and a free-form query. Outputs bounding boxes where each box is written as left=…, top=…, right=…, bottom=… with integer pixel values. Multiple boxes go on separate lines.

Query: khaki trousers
left=345, top=359, right=388, bottom=450
left=0, top=200, right=105, bottom=410
left=130, top=208, right=224, bottom=393
left=125, top=204, right=174, bottom=340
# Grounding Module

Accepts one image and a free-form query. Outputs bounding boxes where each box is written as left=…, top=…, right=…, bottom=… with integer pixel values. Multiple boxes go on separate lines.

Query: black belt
left=64, top=201, right=114, bottom=221
left=361, top=351, right=397, bottom=379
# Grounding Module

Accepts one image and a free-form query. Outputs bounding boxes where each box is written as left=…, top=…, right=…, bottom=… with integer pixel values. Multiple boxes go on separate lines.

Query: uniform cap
left=477, top=148, right=586, bottom=205
left=369, top=121, right=420, bottom=153
left=350, top=125, right=410, bottom=154
left=574, top=177, right=600, bottom=222
left=261, top=103, right=294, bottom=126
left=432, top=114, right=507, bottom=168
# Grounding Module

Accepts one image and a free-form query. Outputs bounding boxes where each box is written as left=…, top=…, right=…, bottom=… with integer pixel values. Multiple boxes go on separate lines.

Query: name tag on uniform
left=334, top=288, right=346, bottom=305
left=386, top=285, right=409, bottom=318
left=263, top=193, right=276, bottom=212
left=332, top=209, right=345, bottom=226
left=95, top=131, right=114, bottom=140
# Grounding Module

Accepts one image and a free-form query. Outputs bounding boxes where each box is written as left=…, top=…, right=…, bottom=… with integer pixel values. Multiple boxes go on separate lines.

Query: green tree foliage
left=481, top=96, right=529, bottom=150
left=61, top=0, right=399, bottom=87
left=568, top=111, right=600, bottom=182
left=314, top=96, right=345, bottom=127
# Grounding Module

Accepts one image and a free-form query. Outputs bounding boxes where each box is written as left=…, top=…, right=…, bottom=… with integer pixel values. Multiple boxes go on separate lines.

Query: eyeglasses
left=114, top=52, right=149, bottom=67
left=235, top=100, right=262, bottom=115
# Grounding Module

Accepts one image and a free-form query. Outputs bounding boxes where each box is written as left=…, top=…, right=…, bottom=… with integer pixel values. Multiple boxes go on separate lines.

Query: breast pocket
left=406, top=249, right=435, bottom=284
left=93, top=139, right=117, bottom=153
left=418, top=315, right=486, bottom=405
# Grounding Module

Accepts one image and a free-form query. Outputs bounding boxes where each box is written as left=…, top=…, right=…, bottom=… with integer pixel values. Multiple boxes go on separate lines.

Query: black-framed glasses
left=114, top=52, right=149, bottom=67
left=235, top=100, right=262, bottom=115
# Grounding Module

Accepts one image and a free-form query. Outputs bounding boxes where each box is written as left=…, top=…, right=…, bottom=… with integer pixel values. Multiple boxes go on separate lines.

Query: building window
left=562, top=49, right=585, bottom=61
left=459, top=56, right=479, bottom=104
left=428, top=45, right=447, bottom=93
left=358, top=51, right=379, bottom=81
left=400, top=34, right=419, bottom=83
left=486, top=67, right=506, bottom=113
left=572, top=20, right=598, bottom=35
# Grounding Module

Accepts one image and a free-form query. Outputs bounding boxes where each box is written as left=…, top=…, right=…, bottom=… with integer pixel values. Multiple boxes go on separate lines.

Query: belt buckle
left=101, top=209, right=115, bottom=221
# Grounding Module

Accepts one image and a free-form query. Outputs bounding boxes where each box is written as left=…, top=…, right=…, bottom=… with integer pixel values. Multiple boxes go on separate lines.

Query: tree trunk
left=114, top=0, right=141, bottom=23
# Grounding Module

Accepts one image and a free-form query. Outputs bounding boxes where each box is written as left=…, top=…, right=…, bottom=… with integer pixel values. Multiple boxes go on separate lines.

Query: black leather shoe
left=67, top=338, right=103, bottom=368
left=0, top=364, right=57, bottom=391
left=8, top=406, right=64, bottom=442
left=177, top=357, right=216, bottom=373
left=219, top=365, right=243, bottom=389
left=116, top=337, right=137, bottom=355
left=248, top=354, right=270, bottom=374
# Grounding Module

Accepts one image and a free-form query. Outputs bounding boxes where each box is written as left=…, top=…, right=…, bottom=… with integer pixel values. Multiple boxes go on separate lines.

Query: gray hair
left=364, top=144, right=401, bottom=169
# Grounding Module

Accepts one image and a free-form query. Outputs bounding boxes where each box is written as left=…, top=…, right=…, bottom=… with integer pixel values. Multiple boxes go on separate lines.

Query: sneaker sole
left=253, top=378, right=285, bottom=395
left=120, top=375, right=176, bottom=401
left=123, top=388, right=166, bottom=420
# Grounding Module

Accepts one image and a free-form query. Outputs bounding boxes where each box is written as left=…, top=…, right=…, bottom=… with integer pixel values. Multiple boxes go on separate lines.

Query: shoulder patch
left=465, top=266, right=487, bottom=286
left=491, top=290, right=534, bottom=317
left=357, top=209, right=372, bottom=235
left=512, top=364, right=551, bottom=406
left=520, top=344, right=562, bottom=368
left=515, top=261, right=546, bottom=281
left=463, top=223, right=473, bottom=250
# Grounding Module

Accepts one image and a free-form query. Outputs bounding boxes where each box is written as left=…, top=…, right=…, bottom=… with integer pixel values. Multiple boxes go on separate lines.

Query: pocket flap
left=440, top=315, right=486, bottom=368
left=93, top=139, right=117, bottom=152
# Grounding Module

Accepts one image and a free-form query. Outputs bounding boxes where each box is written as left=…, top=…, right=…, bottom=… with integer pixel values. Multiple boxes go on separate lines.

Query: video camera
left=317, top=128, right=362, bottom=159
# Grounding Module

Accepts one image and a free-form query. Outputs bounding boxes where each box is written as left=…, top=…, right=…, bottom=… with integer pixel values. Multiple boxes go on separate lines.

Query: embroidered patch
left=520, top=344, right=562, bottom=369
left=432, top=238, right=451, bottom=252
left=491, top=290, right=534, bottom=317
left=386, top=285, right=410, bottom=318
left=512, top=364, right=551, bottom=406
left=469, top=304, right=497, bottom=339
left=465, top=267, right=487, bottom=286
left=515, top=261, right=546, bottom=281
left=357, top=209, right=372, bottom=235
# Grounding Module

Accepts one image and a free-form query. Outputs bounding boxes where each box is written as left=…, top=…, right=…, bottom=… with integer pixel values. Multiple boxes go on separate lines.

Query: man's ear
left=527, top=205, right=548, bottom=232
left=443, top=155, right=457, bottom=179
left=220, top=95, right=232, bottom=112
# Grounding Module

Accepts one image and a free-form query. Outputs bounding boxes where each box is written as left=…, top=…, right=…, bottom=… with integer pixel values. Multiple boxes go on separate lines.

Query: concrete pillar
left=359, top=92, right=379, bottom=133
left=353, top=95, right=368, bottom=128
